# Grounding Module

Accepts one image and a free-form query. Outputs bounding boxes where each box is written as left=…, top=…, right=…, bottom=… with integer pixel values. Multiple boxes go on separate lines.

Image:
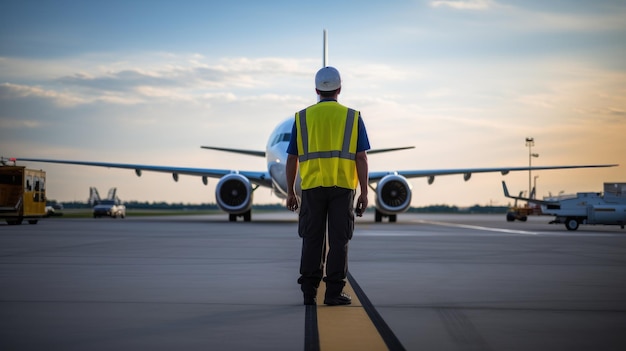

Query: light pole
left=525, top=137, right=539, bottom=199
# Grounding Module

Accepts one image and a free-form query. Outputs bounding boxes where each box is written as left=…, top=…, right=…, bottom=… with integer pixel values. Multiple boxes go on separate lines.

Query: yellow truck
left=0, top=164, right=47, bottom=225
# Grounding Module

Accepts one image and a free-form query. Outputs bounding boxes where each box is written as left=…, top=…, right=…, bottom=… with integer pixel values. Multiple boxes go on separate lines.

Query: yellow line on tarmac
left=316, top=281, right=388, bottom=351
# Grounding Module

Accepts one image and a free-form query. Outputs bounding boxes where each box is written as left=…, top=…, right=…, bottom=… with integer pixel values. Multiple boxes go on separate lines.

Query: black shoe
left=304, top=295, right=317, bottom=305
left=299, top=277, right=320, bottom=306
left=324, top=292, right=351, bottom=306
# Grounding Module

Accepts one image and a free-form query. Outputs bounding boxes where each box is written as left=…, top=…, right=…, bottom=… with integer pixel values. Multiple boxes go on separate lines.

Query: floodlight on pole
left=525, top=137, right=539, bottom=200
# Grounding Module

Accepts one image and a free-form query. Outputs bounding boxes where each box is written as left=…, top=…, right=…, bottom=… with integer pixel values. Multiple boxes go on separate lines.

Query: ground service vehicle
left=506, top=204, right=537, bottom=222
left=0, top=164, right=47, bottom=225
left=93, top=199, right=126, bottom=218
left=505, top=188, right=541, bottom=222
left=503, top=181, right=626, bottom=231
left=90, top=187, right=126, bottom=218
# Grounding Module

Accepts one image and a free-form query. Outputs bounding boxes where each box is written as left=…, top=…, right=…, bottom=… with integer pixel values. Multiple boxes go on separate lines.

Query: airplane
left=501, top=181, right=626, bottom=231
left=14, top=31, right=618, bottom=222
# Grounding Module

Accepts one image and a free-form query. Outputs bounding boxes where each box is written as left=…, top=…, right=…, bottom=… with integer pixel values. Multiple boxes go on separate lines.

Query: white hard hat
left=315, top=66, right=341, bottom=91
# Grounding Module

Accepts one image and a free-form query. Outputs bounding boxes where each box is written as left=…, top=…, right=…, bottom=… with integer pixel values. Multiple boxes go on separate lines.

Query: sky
left=1, top=0, right=624, bottom=207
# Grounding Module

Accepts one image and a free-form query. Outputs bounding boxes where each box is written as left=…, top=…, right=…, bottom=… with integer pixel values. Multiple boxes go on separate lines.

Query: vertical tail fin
left=323, top=29, right=328, bottom=67
left=89, top=187, right=101, bottom=206
left=107, top=187, right=117, bottom=201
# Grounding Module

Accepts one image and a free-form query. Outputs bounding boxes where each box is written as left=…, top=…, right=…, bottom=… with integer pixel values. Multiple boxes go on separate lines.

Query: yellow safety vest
left=295, top=101, right=359, bottom=190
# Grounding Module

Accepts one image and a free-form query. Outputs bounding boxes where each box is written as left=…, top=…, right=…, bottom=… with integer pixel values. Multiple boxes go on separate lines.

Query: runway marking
left=412, top=220, right=541, bottom=235
left=304, top=305, right=319, bottom=351
left=357, top=231, right=435, bottom=237
left=305, top=272, right=405, bottom=351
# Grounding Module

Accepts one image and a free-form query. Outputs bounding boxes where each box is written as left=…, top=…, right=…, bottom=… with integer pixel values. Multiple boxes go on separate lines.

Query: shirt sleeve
left=356, top=114, right=371, bottom=152
left=286, top=119, right=298, bottom=155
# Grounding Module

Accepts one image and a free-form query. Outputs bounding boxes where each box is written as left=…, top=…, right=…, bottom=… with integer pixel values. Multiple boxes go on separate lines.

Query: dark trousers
left=298, top=187, right=355, bottom=297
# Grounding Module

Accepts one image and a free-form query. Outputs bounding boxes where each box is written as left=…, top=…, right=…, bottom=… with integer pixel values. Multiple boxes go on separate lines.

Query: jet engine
left=215, top=173, right=253, bottom=220
left=375, top=174, right=412, bottom=222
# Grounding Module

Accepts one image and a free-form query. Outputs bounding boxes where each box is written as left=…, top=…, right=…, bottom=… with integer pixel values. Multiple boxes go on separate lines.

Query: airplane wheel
left=565, top=218, right=579, bottom=231
left=243, top=210, right=251, bottom=222
left=375, top=210, right=382, bottom=223
left=229, top=214, right=237, bottom=222
left=389, top=215, right=397, bottom=223
left=506, top=212, right=516, bottom=222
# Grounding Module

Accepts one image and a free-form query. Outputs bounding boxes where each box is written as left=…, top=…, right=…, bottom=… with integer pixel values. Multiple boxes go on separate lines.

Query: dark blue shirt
left=287, top=100, right=371, bottom=155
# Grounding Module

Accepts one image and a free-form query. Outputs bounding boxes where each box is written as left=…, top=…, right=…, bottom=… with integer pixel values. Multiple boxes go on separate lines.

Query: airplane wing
left=200, top=146, right=266, bottom=157
left=501, top=181, right=557, bottom=206
left=369, top=164, right=618, bottom=183
left=198, top=145, right=416, bottom=157
left=367, top=146, right=415, bottom=155
left=15, top=158, right=273, bottom=188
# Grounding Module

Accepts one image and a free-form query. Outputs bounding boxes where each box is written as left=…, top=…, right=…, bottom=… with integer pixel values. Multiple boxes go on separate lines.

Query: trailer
left=0, top=164, right=47, bottom=225
left=502, top=181, right=626, bottom=231
left=505, top=191, right=541, bottom=222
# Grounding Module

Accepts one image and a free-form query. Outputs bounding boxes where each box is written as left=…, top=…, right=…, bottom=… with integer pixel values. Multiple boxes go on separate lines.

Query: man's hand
left=355, top=151, right=369, bottom=217
left=286, top=193, right=299, bottom=212
left=355, top=194, right=368, bottom=217
left=285, top=154, right=299, bottom=212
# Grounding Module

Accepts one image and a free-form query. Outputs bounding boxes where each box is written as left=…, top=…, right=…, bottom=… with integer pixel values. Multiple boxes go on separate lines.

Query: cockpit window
left=271, top=133, right=291, bottom=146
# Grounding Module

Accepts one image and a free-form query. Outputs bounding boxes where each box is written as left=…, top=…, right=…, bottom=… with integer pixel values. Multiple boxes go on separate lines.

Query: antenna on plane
left=323, top=29, right=328, bottom=67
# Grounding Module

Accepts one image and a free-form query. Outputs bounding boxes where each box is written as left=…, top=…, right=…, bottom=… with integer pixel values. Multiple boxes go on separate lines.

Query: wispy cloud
left=0, top=118, right=43, bottom=129
left=0, top=55, right=319, bottom=110
left=429, top=0, right=626, bottom=33
left=430, top=0, right=496, bottom=10
left=0, top=82, right=86, bottom=106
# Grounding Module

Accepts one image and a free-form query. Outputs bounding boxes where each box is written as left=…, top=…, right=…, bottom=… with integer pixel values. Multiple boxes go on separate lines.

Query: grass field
left=51, top=209, right=224, bottom=218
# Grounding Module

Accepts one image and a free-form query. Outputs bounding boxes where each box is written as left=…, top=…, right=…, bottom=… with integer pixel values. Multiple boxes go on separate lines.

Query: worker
left=286, top=66, right=370, bottom=306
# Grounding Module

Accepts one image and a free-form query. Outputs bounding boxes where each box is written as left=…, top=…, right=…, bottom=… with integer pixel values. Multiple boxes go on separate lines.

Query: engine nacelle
left=215, top=173, right=253, bottom=214
left=375, top=174, right=412, bottom=215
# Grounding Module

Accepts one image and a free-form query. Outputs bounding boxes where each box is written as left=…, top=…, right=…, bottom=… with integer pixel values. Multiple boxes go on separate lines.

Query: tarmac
left=1, top=212, right=625, bottom=351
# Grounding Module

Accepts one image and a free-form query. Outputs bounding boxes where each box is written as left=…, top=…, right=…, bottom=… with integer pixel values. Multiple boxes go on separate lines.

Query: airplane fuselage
left=265, top=117, right=295, bottom=199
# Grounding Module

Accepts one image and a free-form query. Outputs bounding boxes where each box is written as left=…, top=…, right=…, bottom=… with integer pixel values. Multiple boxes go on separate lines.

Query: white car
left=93, top=200, right=126, bottom=218
left=45, top=203, right=64, bottom=217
